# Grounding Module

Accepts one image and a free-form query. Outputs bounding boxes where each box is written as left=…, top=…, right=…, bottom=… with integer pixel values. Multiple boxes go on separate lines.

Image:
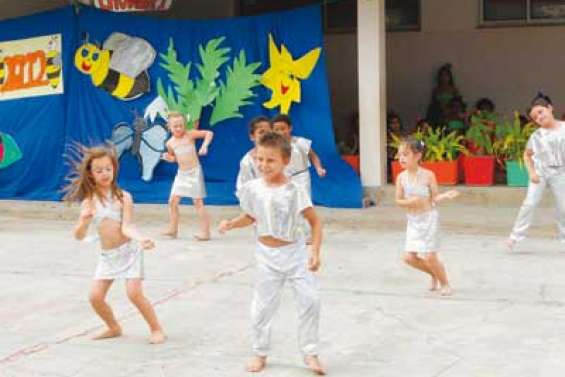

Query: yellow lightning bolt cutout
left=260, top=34, right=321, bottom=114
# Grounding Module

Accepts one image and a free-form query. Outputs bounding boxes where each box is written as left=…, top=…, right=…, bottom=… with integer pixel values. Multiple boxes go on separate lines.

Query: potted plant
left=493, top=112, right=537, bottom=187
left=338, top=135, right=359, bottom=174
left=389, top=128, right=467, bottom=185
left=463, top=114, right=496, bottom=186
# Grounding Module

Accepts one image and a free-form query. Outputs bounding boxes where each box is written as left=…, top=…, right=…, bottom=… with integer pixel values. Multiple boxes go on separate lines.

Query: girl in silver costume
left=506, top=93, right=565, bottom=251
left=395, top=137, right=459, bottom=296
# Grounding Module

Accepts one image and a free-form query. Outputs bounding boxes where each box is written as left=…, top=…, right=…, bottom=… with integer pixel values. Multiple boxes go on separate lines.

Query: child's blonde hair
left=167, top=111, right=186, bottom=127
left=62, top=144, right=123, bottom=204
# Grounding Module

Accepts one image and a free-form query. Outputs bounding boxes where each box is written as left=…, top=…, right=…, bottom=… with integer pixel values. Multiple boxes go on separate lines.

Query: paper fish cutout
left=0, top=132, right=22, bottom=169
left=260, top=34, right=321, bottom=114
left=110, top=114, right=168, bottom=181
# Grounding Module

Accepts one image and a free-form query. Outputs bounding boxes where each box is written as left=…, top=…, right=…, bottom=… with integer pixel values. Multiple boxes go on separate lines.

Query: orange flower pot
left=391, top=160, right=404, bottom=183
left=342, top=154, right=360, bottom=174
left=421, top=160, right=459, bottom=185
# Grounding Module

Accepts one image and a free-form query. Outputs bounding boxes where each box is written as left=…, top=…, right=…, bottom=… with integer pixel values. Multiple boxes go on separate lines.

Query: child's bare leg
left=246, top=356, right=267, bottom=373
left=89, top=279, right=122, bottom=339
left=425, top=253, right=451, bottom=295
left=193, top=198, right=210, bottom=240
left=403, top=252, right=438, bottom=290
left=126, top=279, right=166, bottom=344
left=162, top=195, right=180, bottom=237
left=304, top=355, right=326, bottom=375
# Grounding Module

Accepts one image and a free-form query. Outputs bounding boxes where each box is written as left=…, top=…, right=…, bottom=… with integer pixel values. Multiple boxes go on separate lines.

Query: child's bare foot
left=92, top=326, right=122, bottom=340
left=193, top=234, right=211, bottom=242
left=429, top=276, right=439, bottom=291
left=161, top=229, right=178, bottom=238
left=246, top=356, right=267, bottom=373
left=440, top=285, right=453, bottom=296
left=304, top=355, right=326, bottom=375
left=149, top=330, right=166, bottom=344
left=504, top=238, right=515, bottom=252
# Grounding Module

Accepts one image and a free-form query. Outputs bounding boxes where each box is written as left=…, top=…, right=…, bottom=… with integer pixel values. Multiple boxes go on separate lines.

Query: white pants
left=510, top=173, right=565, bottom=242
left=251, top=241, right=320, bottom=357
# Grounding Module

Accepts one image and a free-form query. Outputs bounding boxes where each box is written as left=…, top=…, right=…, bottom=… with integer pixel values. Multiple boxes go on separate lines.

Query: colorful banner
left=80, top=0, right=173, bottom=12
left=0, top=34, right=63, bottom=101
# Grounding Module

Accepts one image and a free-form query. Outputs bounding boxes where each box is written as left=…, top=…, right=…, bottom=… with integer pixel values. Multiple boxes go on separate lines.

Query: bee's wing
left=110, top=122, right=134, bottom=158
left=106, top=32, right=156, bottom=78
left=138, top=124, right=168, bottom=182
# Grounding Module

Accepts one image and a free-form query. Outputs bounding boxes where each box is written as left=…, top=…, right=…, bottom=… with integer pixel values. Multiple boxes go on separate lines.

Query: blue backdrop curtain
left=0, top=5, right=362, bottom=208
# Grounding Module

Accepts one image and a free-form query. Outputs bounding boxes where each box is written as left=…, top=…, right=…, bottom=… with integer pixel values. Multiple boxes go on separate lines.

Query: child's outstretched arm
left=121, top=192, right=155, bottom=250
left=191, top=130, right=214, bottom=156
left=524, top=148, right=539, bottom=183
left=218, top=213, right=255, bottom=234
left=162, top=141, right=176, bottom=162
left=430, top=172, right=459, bottom=204
left=308, top=148, right=326, bottom=177
left=303, top=207, right=323, bottom=272
left=73, top=198, right=94, bottom=240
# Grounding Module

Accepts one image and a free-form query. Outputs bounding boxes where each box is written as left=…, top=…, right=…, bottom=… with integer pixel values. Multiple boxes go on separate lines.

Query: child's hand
left=161, top=152, right=174, bottom=162
left=218, top=219, right=231, bottom=234
left=139, top=237, right=155, bottom=250
left=79, top=206, right=94, bottom=223
left=316, top=167, right=327, bottom=178
left=530, top=173, right=540, bottom=184
left=198, top=146, right=208, bottom=156
left=308, top=252, right=321, bottom=272
left=442, top=189, right=460, bottom=201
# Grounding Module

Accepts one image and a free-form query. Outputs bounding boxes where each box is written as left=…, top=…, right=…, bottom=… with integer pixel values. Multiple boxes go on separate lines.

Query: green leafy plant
left=388, top=128, right=467, bottom=162
left=466, top=114, right=495, bottom=155
left=157, top=37, right=261, bottom=129
left=493, top=111, right=537, bottom=166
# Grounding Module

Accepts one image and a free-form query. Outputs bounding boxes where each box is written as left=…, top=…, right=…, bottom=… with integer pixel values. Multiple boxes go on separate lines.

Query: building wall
left=387, top=0, right=565, bottom=131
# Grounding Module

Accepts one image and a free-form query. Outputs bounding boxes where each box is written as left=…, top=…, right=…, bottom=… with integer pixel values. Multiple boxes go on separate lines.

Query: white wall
left=387, top=0, right=565, bottom=130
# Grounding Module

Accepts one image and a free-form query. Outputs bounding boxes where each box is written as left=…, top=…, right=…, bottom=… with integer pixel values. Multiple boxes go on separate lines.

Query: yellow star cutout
left=260, top=34, right=321, bottom=114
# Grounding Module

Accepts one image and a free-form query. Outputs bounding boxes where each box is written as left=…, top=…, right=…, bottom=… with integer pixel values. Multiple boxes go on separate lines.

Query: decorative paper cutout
left=74, top=32, right=156, bottom=100
left=261, top=34, right=321, bottom=114
left=0, top=132, right=22, bottom=169
left=110, top=113, right=168, bottom=181
left=155, top=37, right=261, bottom=129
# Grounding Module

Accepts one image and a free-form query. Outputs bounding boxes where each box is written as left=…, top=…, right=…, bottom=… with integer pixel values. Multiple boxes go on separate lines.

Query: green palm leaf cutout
left=210, top=50, right=261, bottom=126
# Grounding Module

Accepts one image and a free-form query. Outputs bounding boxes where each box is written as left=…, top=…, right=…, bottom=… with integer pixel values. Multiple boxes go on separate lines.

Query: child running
left=64, top=145, right=165, bottom=344
left=162, top=112, right=213, bottom=240
left=395, top=137, right=459, bottom=296
left=219, top=132, right=325, bottom=375
left=506, top=92, right=565, bottom=250
left=235, top=116, right=272, bottom=193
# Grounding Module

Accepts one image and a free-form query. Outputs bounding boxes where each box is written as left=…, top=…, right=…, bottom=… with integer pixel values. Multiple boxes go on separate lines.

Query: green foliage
left=466, top=113, right=495, bottom=155
left=493, top=112, right=536, bottom=166
left=210, top=50, right=262, bottom=125
left=158, top=37, right=261, bottom=129
left=388, top=128, right=467, bottom=162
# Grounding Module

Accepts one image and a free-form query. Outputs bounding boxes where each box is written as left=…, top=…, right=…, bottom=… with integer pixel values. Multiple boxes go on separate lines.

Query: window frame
left=479, top=0, right=565, bottom=28
left=385, top=0, right=421, bottom=32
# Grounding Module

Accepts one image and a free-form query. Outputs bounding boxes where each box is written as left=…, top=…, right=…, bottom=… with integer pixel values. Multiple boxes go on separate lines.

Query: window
left=386, top=0, right=421, bottom=31
left=481, top=0, right=565, bottom=25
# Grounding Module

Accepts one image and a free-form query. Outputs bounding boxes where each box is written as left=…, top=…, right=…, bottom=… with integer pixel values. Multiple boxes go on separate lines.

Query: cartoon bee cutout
left=74, top=32, right=156, bottom=101
left=46, top=36, right=62, bottom=89
left=110, top=113, right=168, bottom=181
left=0, top=49, right=5, bottom=89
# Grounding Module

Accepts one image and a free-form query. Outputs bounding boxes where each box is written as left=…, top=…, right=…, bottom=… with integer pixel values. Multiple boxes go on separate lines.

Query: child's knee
left=126, top=286, right=144, bottom=303
left=403, top=254, right=417, bottom=264
left=193, top=199, right=204, bottom=209
left=89, top=291, right=105, bottom=306
left=168, top=196, right=180, bottom=207
left=424, top=254, right=439, bottom=265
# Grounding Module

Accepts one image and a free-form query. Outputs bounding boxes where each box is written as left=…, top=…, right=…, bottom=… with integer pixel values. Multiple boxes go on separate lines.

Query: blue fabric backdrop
left=0, top=5, right=362, bottom=208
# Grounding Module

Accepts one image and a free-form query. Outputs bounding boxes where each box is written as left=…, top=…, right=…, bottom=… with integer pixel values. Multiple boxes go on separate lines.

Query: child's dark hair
left=527, top=91, right=553, bottom=117
left=257, top=131, right=291, bottom=159
left=475, top=97, right=495, bottom=112
left=271, top=114, right=292, bottom=127
left=400, top=136, right=425, bottom=155
left=436, top=63, right=455, bottom=86
left=249, top=116, right=271, bottom=135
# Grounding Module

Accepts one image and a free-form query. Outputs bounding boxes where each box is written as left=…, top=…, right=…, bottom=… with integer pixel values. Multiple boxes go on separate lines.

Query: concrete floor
left=1, top=198, right=565, bottom=377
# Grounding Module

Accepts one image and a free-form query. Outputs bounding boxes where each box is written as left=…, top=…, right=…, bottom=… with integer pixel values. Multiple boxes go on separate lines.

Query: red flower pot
left=391, top=160, right=403, bottom=183
left=463, top=155, right=495, bottom=186
left=421, top=160, right=459, bottom=185
left=342, top=154, right=360, bottom=174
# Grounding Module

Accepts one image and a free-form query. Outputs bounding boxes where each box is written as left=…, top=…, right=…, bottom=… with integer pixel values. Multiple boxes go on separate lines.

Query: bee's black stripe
left=100, top=69, right=120, bottom=93
left=47, top=71, right=60, bottom=79
left=47, top=57, right=55, bottom=65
